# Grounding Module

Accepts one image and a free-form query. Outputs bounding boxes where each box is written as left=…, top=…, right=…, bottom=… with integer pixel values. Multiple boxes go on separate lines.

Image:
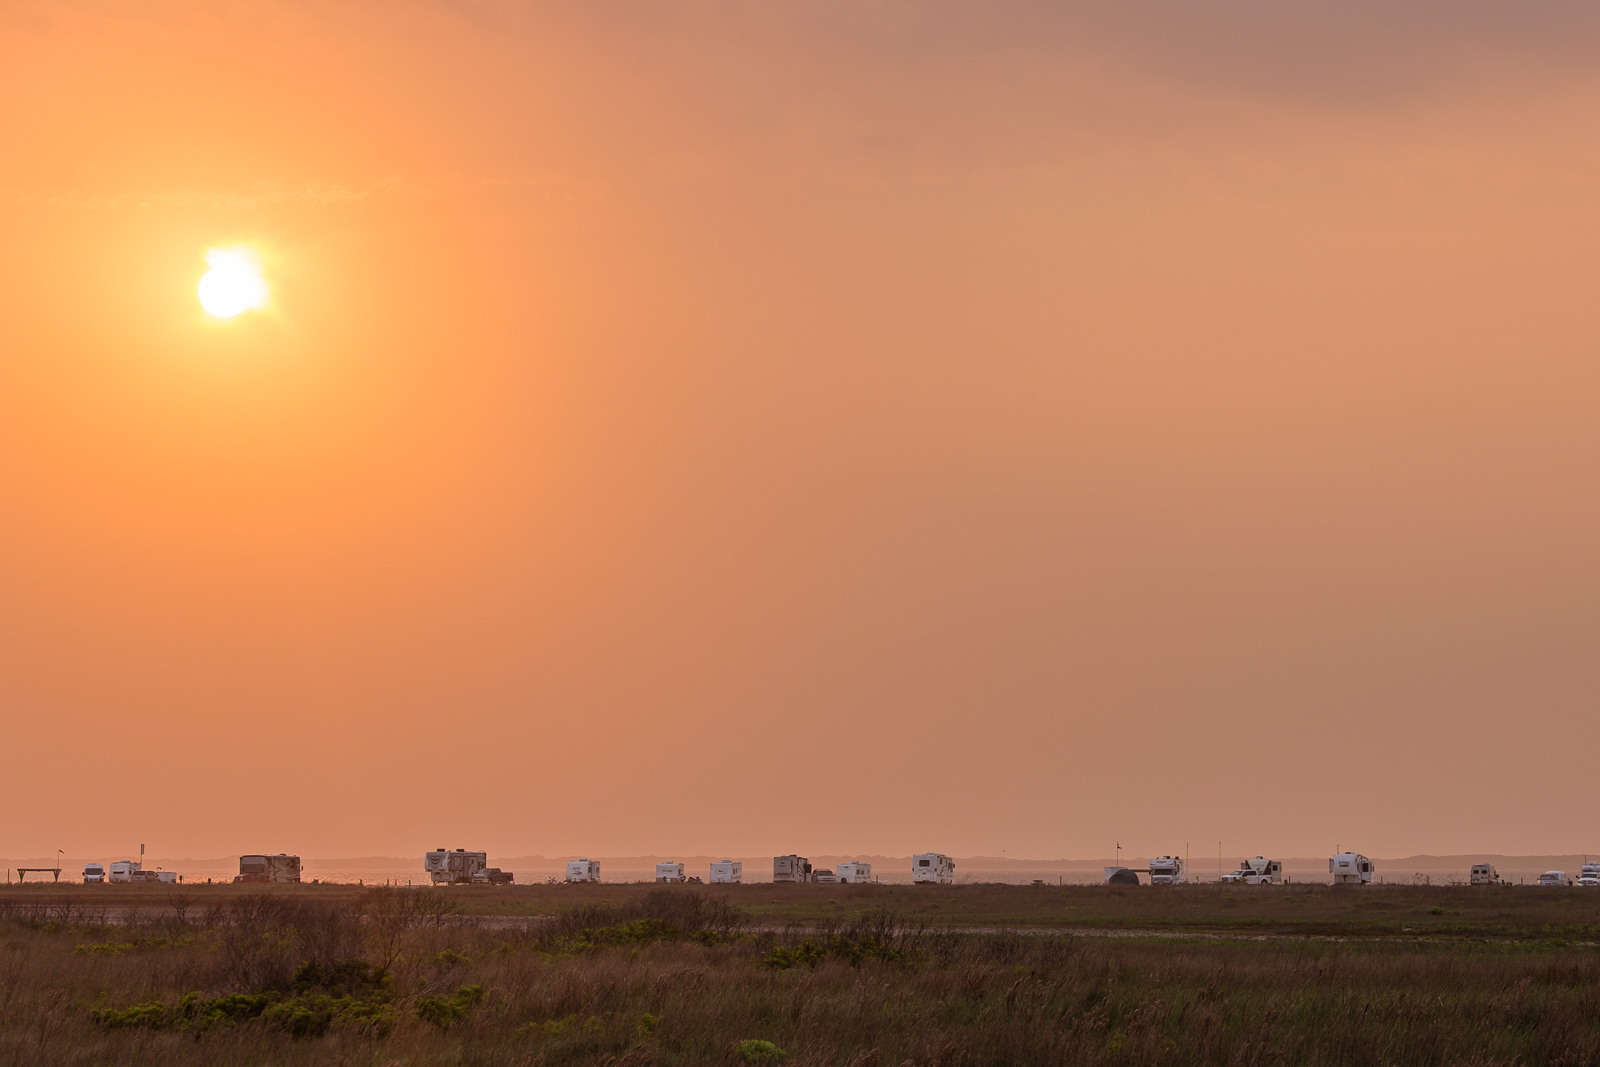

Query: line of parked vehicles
left=72, top=851, right=1600, bottom=888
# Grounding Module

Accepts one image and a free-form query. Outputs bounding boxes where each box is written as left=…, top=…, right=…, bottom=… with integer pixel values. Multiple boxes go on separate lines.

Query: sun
left=198, top=248, right=268, bottom=318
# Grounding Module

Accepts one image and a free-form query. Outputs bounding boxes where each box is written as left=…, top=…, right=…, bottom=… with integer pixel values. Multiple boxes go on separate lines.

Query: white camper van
left=1222, top=857, right=1283, bottom=886
left=1539, top=870, right=1570, bottom=887
left=107, top=861, right=141, bottom=884
left=82, top=863, right=105, bottom=884
left=912, top=853, right=955, bottom=884
left=709, top=861, right=742, bottom=884
left=1470, top=863, right=1500, bottom=885
left=773, top=855, right=812, bottom=883
left=1577, top=863, right=1600, bottom=887
left=655, top=862, right=686, bottom=883
left=836, top=862, right=872, bottom=884
left=425, top=848, right=488, bottom=885
left=1330, top=853, right=1374, bottom=885
left=566, top=859, right=602, bottom=883
left=1149, top=856, right=1184, bottom=885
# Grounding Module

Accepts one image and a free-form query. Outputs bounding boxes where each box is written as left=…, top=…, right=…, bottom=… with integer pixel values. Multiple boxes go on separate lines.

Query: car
left=812, top=868, right=838, bottom=884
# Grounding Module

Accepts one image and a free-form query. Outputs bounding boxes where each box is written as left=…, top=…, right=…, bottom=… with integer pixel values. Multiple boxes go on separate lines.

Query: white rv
left=1470, top=863, right=1500, bottom=885
left=107, top=861, right=141, bottom=884
left=82, top=863, right=105, bottom=884
left=1538, top=870, right=1570, bottom=887
left=566, top=859, right=602, bottom=883
left=773, top=855, right=812, bottom=883
left=1330, top=853, right=1374, bottom=885
left=425, top=848, right=488, bottom=885
left=836, top=861, right=872, bottom=884
left=1149, top=856, right=1184, bottom=885
left=912, top=853, right=955, bottom=884
left=655, top=862, right=687, bottom=883
left=1579, top=863, right=1600, bottom=887
left=709, top=860, right=742, bottom=883
left=1222, top=857, right=1283, bottom=886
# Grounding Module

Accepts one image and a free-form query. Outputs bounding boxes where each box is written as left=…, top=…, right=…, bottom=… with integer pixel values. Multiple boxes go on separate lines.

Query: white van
left=1538, top=870, right=1570, bottom=887
left=83, top=863, right=105, bottom=884
left=1470, top=863, right=1500, bottom=885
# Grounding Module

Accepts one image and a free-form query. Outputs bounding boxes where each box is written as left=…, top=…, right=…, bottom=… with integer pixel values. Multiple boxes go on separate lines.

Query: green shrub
left=735, top=1039, right=790, bottom=1064
left=415, top=984, right=485, bottom=1029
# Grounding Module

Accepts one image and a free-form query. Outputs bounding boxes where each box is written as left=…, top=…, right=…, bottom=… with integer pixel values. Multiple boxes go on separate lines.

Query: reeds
left=1, top=888, right=1598, bottom=1065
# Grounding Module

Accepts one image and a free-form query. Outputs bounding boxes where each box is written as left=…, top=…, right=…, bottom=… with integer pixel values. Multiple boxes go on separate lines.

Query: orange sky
left=3, top=2, right=1600, bottom=860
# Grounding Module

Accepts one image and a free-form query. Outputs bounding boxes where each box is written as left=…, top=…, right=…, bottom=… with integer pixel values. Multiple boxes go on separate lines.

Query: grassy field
left=4, top=884, right=1600, bottom=1065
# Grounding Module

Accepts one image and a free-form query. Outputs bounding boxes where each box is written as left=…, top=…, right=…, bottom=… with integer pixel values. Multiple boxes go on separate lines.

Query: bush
left=735, top=1039, right=790, bottom=1064
left=415, top=984, right=485, bottom=1029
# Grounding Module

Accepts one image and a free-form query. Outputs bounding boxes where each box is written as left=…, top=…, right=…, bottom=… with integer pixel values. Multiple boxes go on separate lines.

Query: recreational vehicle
left=709, top=860, right=742, bottom=883
left=1470, top=863, right=1500, bottom=885
left=1578, top=863, right=1600, bottom=887
left=566, top=859, right=602, bottom=883
left=1149, top=856, right=1184, bottom=885
left=1222, top=857, right=1283, bottom=885
left=913, top=853, right=955, bottom=884
left=836, top=861, right=872, bottom=883
left=107, top=861, right=141, bottom=884
left=235, top=854, right=302, bottom=884
left=1329, top=853, right=1374, bottom=885
left=773, top=855, right=812, bottom=883
left=1538, top=870, right=1570, bottom=887
left=655, top=862, right=687, bottom=883
left=425, top=849, right=487, bottom=885
left=82, top=863, right=104, bottom=884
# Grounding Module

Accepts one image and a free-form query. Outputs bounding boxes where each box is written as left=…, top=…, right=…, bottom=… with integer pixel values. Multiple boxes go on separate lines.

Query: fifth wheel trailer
left=425, top=849, right=487, bottom=885
left=235, top=854, right=302, bottom=884
left=566, top=859, right=602, bottom=883
left=773, top=855, right=812, bottom=883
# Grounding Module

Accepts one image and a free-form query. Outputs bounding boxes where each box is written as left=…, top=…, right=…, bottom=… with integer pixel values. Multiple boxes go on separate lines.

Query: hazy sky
left=3, top=1, right=1599, bottom=860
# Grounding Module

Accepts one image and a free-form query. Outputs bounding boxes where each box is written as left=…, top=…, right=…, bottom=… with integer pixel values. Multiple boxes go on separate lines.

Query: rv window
left=918, top=860, right=929, bottom=867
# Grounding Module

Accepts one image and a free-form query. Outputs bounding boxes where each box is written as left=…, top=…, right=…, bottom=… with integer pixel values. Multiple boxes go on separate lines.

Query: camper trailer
left=107, top=861, right=141, bottom=884
left=1149, top=856, right=1184, bottom=885
left=1330, top=853, right=1374, bottom=885
left=1222, top=857, right=1283, bottom=885
left=566, top=859, right=602, bottom=883
left=1538, top=870, right=1570, bottom=887
left=235, top=854, right=302, bottom=884
left=655, top=862, right=687, bottom=883
left=1579, top=863, right=1600, bottom=887
left=913, top=853, right=955, bottom=884
left=82, top=863, right=104, bottom=884
left=1470, top=863, right=1501, bottom=885
left=709, top=860, right=742, bottom=883
left=425, top=849, right=488, bottom=885
left=836, top=861, right=872, bottom=884
left=773, top=855, right=813, bottom=883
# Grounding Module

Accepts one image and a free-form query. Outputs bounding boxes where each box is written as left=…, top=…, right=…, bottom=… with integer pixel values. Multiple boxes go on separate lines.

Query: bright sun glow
left=198, top=249, right=269, bottom=318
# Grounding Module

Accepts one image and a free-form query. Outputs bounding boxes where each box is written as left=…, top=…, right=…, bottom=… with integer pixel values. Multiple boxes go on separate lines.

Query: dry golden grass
left=4, top=885, right=1600, bottom=1064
